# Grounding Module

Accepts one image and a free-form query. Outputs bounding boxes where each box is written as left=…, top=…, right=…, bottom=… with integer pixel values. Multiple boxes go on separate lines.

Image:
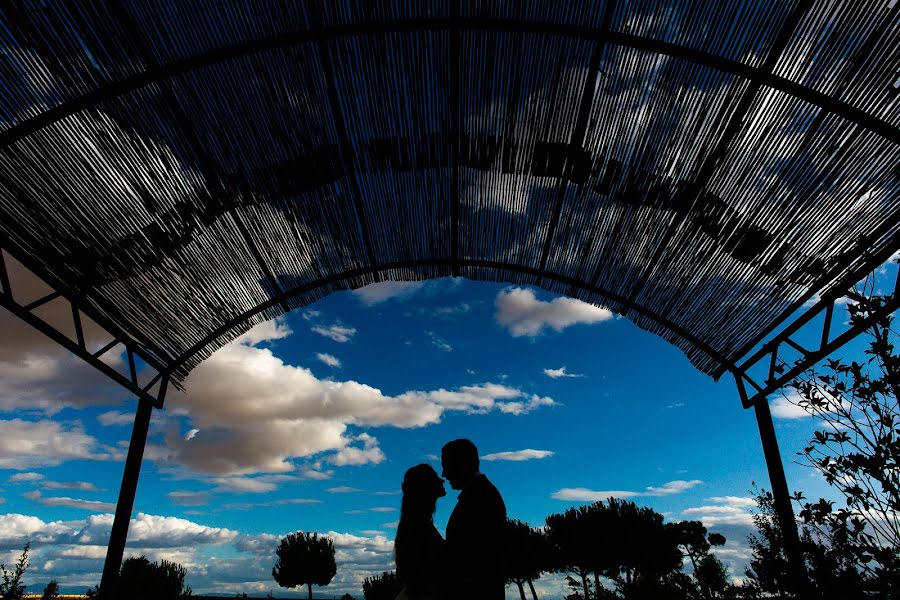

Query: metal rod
left=92, top=339, right=120, bottom=359
left=783, top=337, right=810, bottom=357
left=22, top=290, right=62, bottom=312
left=98, top=395, right=154, bottom=600
left=753, top=397, right=812, bottom=598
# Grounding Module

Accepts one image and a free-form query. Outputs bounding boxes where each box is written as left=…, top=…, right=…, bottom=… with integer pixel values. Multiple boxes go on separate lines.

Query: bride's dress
left=395, top=522, right=445, bottom=600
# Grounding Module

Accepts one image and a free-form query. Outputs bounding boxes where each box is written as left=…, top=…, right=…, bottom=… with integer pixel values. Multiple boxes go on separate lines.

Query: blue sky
left=2, top=257, right=896, bottom=597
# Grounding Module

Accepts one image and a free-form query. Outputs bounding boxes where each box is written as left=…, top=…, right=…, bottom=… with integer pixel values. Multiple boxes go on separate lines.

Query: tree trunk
left=516, top=580, right=526, bottom=600
left=527, top=578, right=539, bottom=600
left=580, top=569, right=591, bottom=600
left=307, top=582, right=312, bottom=600
left=594, top=571, right=602, bottom=598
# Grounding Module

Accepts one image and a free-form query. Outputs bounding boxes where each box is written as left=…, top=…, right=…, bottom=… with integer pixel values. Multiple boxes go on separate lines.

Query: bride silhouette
left=394, top=464, right=447, bottom=600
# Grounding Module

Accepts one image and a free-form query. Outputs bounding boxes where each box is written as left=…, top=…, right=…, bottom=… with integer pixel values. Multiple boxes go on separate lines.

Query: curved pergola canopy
left=0, top=1, right=898, bottom=385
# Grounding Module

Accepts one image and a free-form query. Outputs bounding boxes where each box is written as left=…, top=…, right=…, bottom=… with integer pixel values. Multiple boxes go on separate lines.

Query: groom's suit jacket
left=445, top=473, right=507, bottom=600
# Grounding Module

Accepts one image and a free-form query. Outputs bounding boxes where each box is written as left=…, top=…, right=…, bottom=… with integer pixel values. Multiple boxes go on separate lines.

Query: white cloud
left=543, top=367, right=584, bottom=379
left=312, top=323, right=357, bottom=343
left=552, top=479, right=703, bottom=501
left=316, top=353, right=341, bottom=368
left=128, top=514, right=236, bottom=547
left=0, top=419, right=118, bottom=469
left=168, top=491, right=212, bottom=506
left=44, top=481, right=100, bottom=492
left=97, top=411, right=135, bottom=426
left=353, top=281, right=425, bottom=305
left=482, top=449, right=554, bottom=462
left=682, top=496, right=757, bottom=527
left=24, top=491, right=115, bottom=512
left=8, top=472, right=44, bottom=483
left=770, top=393, right=812, bottom=419
left=708, top=496, right=757, bottom=508
left=327, top=487, right=363, bottom=493
left=427, top=331, right=453, bottom=352
left=210, top=477, right=277, bottom=493
left=495, top=288, right=614, bottom=336
left=646, top=480, right=704, bottom=495
left=330, top=433, right=385, bottom=467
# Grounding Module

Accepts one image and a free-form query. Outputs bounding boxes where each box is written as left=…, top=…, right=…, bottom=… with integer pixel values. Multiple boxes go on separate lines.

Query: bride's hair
left=400, top=463, right=441, bottom=520
left=395, top=464, right=443, bottom=587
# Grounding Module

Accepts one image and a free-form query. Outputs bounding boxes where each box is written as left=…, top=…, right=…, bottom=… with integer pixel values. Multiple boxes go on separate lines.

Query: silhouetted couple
left=394, top=439, right=507, bottom=600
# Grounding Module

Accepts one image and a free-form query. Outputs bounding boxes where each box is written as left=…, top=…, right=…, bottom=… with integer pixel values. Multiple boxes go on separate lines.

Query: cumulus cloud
left=495, top=288, right=614, bottom=336
left=316, top=353, right=341, bottom=368
left=312, top=323, right=357, bottom=343
left=543, top=367, right=584, bottom=378
left=482, top=449, right=554, bottom=461
left=158, top=322, right=555, bottom=476
left=352, top=281, right=425, bottom=305
left=0, top=419, right=118, bottom=469
left=552, top=479, right=703, bottom=501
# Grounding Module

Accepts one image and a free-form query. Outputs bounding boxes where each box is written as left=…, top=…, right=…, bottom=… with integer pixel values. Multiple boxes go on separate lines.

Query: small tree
left=117, top=555, right=192, bottom=598
left=272, top=531, right=336, bottom=600
left=362, top=571, right=402, bottom=600
left=40, top=580, right=60, bottom=599
left=789, top=294, right=900, bottom=595
left=0, top=543, right=29, bottom=600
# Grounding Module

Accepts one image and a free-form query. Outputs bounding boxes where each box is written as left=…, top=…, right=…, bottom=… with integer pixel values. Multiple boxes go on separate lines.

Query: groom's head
left=441, top=438, right=480, bottom=490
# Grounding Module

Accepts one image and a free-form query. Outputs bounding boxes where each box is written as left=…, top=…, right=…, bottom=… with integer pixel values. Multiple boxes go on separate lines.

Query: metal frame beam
left=1, top=17, right=897, bottom=153
left=733, top=263, right=900, bottom=409
left=162, top=257, right=735, bottom=379
left=0, top=248, right=168, bottom=409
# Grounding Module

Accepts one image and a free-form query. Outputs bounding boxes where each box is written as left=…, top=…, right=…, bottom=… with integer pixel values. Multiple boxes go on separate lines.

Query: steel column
left=753, top=397, right=811, bottom=598
left=98, top=386, right=162, bottom=599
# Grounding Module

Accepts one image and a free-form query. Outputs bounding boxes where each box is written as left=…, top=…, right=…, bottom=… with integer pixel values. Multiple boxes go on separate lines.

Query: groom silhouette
left=441, top=439, right=507, bottom=600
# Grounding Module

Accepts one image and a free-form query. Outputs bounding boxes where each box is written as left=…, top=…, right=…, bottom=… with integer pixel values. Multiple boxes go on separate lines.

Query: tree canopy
left=272, top=531, right=337, bottom=600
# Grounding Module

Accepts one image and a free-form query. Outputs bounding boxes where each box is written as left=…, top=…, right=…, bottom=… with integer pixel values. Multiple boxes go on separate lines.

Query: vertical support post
left=753, top=397, right=811, bottom=598
left=98, top=394, right=155, bottom=599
